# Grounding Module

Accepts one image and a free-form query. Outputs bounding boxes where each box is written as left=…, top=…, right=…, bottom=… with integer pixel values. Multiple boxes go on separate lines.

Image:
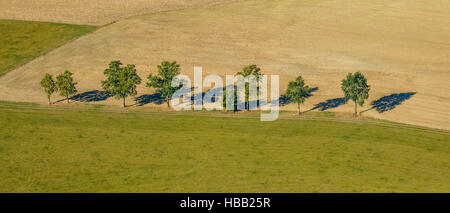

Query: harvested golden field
left=0, top=0, right=449, bottom=130
left=0, top=0, right=242, bottom=25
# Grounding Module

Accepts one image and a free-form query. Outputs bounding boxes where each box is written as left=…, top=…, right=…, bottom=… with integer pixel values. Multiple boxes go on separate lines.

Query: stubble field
left=0, top=0, right=242, bottom=25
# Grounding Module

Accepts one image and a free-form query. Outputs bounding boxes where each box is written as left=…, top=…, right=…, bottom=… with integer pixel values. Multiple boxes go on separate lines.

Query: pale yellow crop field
left=0, top=0, right=449, bottom=130
left=0, top=0, right=242, bottom=25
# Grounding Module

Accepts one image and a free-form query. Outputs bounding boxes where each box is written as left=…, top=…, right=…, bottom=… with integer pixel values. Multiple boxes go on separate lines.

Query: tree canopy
left=101, top=60, right=142, bottom=107
left=146, top=61, right=182, bottom=107
left=223, top=87, right=238, bottom=111
left=237, top=64, right=262, bottom=79
left=286, top=75, right=310, bottom=115
left=56, top=70, right=77, bottom=103
left=341, top=72, right=370, bottom=116
left=40, top=73, right=56, bottom=105
left=237, top=64, right=262, bottom=110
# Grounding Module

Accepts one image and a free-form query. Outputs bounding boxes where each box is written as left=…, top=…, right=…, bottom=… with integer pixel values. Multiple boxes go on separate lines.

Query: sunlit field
left=0, top=20, right=96, bottom=76
left=0, top=102, right=448, bottom=192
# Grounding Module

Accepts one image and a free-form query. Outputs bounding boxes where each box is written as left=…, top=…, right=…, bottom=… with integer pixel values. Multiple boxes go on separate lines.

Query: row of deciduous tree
left=40, top=60, right=370, bottom=116
left=286, top=72, right=370, bottom=116
left=40, top=70, right=77, bottom=105
left=40, top=60, right=182, bottom=108
left=220, top=64, right=370, bottom=116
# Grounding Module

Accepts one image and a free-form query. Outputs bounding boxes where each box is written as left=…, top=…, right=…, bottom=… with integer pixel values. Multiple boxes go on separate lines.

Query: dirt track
left=0, top=0, right=449, bottom=130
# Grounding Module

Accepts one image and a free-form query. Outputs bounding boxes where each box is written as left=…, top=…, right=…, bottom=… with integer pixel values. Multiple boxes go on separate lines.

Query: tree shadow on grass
left=56, top=90, right=112, bottom=103
left=134, top=93, right=165, bottom=106
left=307, top=97, right=348, bottom=112
left=135, top=87, right=219, bottom=107
left=362, top=92, right=416, bottom=113
left=279, top=87, right=318, bottom=106
left=70, top=90, right=112, bottom=102
left=134, top=86, right=321, bottom=109
left=279, top=95, right=291, bottom=106
left=195, top=86, right=223, bottom=106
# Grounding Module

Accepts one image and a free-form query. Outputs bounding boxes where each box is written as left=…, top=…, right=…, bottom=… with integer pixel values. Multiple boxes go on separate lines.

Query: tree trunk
left=354, top=102, right=357, bottom=117
left=123, top=97, right=126, bottom=108
left=246, top=97, right=249, bottom=111
left=66, top=95, right=69, bottom=103
left=166, top=97, right=170, bottom=108
left=48, top=95, right=51, bottom=105
left=298, top=103, right=301, bottom=115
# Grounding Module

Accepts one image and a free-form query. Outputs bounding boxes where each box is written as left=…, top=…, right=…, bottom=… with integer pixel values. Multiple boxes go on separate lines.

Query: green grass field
left=0, top=20, right=96, bottom=76
left=0, top=101, right=448, bottom=193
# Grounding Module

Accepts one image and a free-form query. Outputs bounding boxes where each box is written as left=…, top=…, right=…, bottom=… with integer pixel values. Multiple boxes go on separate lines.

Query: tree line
left=40, top=70, right=77, bottom=105
left=40, top=60, right=370, bottom=116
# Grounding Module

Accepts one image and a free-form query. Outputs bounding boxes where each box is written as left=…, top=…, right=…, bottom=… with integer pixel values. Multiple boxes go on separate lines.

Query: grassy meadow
left=0, top=101, right=448, bottom=193
left=0, top=20, right=96, bottom=76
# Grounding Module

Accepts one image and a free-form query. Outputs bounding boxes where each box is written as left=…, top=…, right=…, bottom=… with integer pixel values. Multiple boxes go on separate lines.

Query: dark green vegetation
left=286, top=75, right=311, bottom=115
left=237, top=64, right=262, bottom=111
left=341, top=72, right=371, bottom=115
left=102, top=60, right=142, bottom=107
left=40, top=73, right=56, bottom=105
left=56, top=70, right=77, bottom=103
left=0, top=101, right=448, bottom=192
left=0, top=19, right=96, bottom=76
left=146, top=61, right=182, bottom=108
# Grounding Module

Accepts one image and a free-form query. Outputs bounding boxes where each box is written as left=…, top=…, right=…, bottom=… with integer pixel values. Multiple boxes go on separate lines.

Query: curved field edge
left=0, top=101, right=448, bottom=192
left=0, top=19, right=97, bottom=76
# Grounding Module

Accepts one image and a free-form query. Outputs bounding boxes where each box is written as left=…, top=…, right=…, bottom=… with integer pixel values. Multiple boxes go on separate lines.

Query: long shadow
left=56, top=90, right=112, bottom=103
left=307, top=97, right=348, bottom=112
left=136, top=85, right=319, bottom=109
left=203, top=86, right=319, bottom=110
left=279, top=87, right=318, bottom=107
left=363, top=92, right=416, bottom=113
left=70, top=90, right=112, bottom=102
left=198, top=86, right=223, bottom=105
left=279, top=95, right=291, bottom=106
left=135, top=87, right=216, bottom=107
left=134, top=93, right=165, bottom=106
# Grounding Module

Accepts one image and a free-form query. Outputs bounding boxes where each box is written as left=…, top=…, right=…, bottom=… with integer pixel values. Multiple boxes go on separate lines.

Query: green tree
left=146, top=61, right=182, bottom=108
left=40, top=73, right=56, bottom=105
left=286, top=75, right=310, bottom=115
left=223, top=87, right=238, bottom=112
left=341, top=72, right=370, bottom=116
left=237, top=64, right=262, bottom=110
left=101, top=60, right=142, bottom=108
left=56, top=70, right=77, bottom=103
